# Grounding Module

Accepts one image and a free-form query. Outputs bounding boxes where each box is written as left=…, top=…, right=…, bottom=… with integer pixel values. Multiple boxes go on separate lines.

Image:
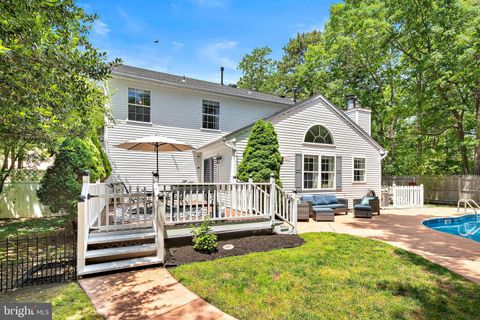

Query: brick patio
left=298, top=206, right=480, bottom=284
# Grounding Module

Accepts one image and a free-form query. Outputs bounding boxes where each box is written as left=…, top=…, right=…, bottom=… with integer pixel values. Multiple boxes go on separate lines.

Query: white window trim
left=302, top=153, right=337, bottom=191
left=352, top=156, right=367, bottom=183
left=302, top=142, right=336, bottom=148
left=202, top=100, right=220, bottom=130
left=303, top=124, right=335, bottom=145
left=127, top=88, right=151, bottom=123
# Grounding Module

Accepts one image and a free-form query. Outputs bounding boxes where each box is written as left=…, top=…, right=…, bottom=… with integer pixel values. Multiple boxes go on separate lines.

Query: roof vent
left=220, top=66, right=224, bottom=85
left=182, top=75, right=186, bottom=82
left=228, top=83, right=237, bottom=88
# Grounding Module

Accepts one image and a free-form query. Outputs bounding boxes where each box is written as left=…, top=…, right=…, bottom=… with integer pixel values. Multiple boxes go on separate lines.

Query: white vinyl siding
left=106, top=77, right=285, bottom=187
left=234, top=98, right=382, bottom=207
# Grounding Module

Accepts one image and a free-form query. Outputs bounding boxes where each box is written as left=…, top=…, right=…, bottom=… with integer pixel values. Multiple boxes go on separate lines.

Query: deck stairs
left=273, top=218, right=296, bottom=234
left=80, top=227, right=162, bottom=276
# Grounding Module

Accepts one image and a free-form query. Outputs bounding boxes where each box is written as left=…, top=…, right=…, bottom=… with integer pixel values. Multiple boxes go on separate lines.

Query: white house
left=104, top=65, right=386, bottom=204
left=76, top=65, right=388, bottom=275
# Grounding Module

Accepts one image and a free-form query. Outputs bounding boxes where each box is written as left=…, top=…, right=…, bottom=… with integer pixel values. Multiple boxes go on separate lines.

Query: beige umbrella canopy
left=116, top=135, right=194, bottom=177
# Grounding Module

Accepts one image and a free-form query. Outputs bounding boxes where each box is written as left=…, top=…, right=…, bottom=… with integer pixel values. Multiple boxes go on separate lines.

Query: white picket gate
left=391, top=184, right=424, bottom=208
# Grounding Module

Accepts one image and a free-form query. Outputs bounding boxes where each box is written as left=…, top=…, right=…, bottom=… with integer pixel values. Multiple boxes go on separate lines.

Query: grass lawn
left=172, top=233, right=480, bottom=320
left=0, top=215, right=73, bottom=240
left=2, top=281, right=102, bottom=320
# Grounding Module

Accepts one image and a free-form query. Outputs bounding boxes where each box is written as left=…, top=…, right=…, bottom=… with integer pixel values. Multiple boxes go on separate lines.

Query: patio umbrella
left=116, top=135, right=194, bottom=177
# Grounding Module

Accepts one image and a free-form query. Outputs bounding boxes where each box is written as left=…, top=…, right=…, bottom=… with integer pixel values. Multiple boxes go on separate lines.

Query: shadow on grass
left=376, top=248, right=480, bottom=319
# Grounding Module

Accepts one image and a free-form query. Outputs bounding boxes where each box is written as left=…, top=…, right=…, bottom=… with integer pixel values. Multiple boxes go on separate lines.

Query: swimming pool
left=423, top=214, right=480, bottom=242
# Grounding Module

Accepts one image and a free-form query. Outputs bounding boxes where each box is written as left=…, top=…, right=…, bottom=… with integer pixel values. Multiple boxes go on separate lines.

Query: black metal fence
left=0, top=231, right=76, bottom=292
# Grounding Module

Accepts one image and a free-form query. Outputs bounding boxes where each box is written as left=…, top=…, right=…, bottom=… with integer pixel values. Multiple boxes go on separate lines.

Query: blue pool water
left=423, top=214, right=480, bottom=242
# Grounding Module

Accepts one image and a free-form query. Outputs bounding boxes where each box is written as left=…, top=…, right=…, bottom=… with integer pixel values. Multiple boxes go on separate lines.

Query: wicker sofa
left=297, top=194, right=349, bottom=221
left=353, top=197, right=380, bottom=218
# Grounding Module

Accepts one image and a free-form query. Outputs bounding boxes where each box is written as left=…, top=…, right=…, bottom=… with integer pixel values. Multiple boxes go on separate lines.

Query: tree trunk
left=455, top=113, right=470, bottom=175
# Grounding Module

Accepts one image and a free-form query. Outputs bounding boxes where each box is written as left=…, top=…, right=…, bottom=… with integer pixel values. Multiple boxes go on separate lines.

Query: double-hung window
left=321, top=156, right=335, bottom=188
left=353, top=157, right=366, bottom=182
left=202, top=100, right=219, bottom=130
left=303, top=155, right=335, bottom=190
left=128, top=88, right=151, bottom=122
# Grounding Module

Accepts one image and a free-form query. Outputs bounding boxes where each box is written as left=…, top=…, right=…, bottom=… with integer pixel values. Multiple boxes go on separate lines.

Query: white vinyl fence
left=391, top=184, right=424, bottom=208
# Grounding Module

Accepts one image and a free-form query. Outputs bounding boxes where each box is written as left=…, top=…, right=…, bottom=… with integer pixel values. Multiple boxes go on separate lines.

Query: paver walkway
left=79, top=267, right=236, bottom=320
left=298, top=206, right=480, bottom=284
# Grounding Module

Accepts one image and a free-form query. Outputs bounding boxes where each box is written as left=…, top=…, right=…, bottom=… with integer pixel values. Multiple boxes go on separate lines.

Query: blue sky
left=82, top=0, right=338, bottom=84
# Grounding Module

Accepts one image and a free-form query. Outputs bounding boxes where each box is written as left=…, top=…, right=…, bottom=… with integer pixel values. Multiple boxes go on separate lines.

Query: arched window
left=304, top=125, right=334, bottom=144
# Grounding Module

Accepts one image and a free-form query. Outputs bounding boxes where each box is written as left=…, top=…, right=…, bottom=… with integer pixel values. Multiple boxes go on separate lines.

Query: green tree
left=236, top=120, right=282, bottom=185
left=277, top=30, right=323, bottom=98
left=237, top=0, right=479, bottom=176
left=37, top=137, right=108, bottom=214
left=0, top=0, right=119, bottom=193
left=237, top=47, right=278, bottom=93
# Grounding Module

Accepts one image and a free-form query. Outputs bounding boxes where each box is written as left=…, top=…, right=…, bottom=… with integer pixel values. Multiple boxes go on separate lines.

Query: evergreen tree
left=37, top=137, right=109, bottom=214
left=237, top=120, right=282, bottom=186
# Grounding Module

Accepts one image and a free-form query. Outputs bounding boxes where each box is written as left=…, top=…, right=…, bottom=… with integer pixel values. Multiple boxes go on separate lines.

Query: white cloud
left=172, top=41, right=185, bottom=51
left=105, top=45, right=172, bottom=72
left=92, top=20, right=110, bottom=36
left=116, top=7, right=142, bottom=32
left=290, top=17, right=328, bottom=34
left=199, top=40, right=238, bottom=69
left=193, top=0, right=227, bottom=7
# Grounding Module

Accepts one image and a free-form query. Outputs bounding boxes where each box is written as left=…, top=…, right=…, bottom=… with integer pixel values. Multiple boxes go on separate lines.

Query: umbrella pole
left=156, top=145, right=159, bottom=178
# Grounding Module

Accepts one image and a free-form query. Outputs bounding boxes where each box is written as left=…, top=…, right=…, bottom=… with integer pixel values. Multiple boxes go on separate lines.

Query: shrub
left=192, top=219, right=218, bottom=253
left=37, top=137, right=108, bottom=214
left=236, top=119, right=282, bottom=186
left=91, top=134, right=112, bottom=178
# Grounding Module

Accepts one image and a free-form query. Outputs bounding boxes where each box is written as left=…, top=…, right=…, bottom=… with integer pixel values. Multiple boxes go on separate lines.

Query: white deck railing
left=274, top=185, right=298, bottom=232
left=155, top=182, right=272, bottom=224
left=77, top=172, right=298, bottom=274
left=153, top=175, right=298, bottom=230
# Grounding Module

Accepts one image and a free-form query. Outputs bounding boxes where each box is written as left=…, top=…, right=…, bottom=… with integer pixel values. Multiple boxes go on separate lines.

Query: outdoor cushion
left=324, top=194, right=338, bottom=204
left=301, top=195, right=315, bottom=203
left=354, top=204, right=372, bottom=210
left=312, top=207, right=334, bottom=213
left=361, top=196, right=375, bottom=205
left=318, top=203, right=345, bottom=209
left=313, top=194, right=328, bottom=206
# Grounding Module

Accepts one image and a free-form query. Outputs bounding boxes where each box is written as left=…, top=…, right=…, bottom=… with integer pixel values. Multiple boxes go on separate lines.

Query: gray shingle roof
left=111, top=65, right=294, bottom=105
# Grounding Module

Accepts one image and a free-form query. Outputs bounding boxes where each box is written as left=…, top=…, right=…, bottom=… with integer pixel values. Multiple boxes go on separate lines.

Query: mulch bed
left=165, top=234, right=304, bottom=267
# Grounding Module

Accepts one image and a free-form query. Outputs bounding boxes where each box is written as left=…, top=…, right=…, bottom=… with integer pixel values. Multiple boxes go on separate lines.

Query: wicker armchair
left=353, top=197, right=380, bottom=218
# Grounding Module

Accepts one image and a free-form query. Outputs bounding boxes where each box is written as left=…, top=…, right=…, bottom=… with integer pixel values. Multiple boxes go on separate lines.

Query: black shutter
left=295, top=154, right=302, bottom=192
left=336, top=156, right=342, bottom=190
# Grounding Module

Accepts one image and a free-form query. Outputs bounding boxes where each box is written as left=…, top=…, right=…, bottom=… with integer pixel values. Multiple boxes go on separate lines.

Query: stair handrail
left=457, top=198, right=479, bottom=215
left=268, top=174, right=298, bottom=233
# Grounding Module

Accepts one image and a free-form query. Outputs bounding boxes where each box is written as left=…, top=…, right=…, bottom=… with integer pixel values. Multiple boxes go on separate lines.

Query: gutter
left=380, top=151, right=388, bottom=160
